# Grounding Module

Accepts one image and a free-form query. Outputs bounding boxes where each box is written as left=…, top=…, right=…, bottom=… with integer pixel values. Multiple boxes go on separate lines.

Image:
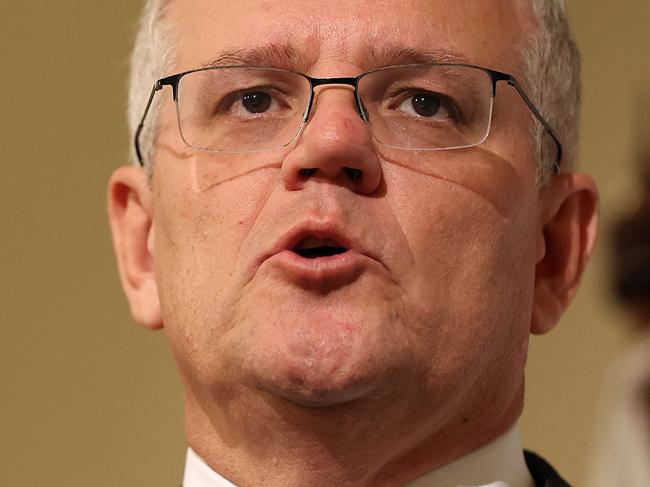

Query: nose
left=280, top=89, right=382, bottom=194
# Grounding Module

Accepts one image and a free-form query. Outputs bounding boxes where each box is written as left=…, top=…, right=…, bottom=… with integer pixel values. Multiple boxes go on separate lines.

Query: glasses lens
left=176, top=67, right=311, bottom=152
left=358, top=65, right=494, bottom=151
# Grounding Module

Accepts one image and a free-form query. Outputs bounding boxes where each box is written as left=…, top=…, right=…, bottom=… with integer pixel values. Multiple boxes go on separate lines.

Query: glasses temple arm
left=505, top=77, right=563, bottom=174
left=134, top=81, right=163, bottom=167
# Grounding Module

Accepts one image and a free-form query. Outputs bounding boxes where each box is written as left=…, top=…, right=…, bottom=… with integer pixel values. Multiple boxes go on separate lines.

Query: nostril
left=299, top=168, right=317, bottom=178
left=344, top=167, right=363, bottom=182
left=297, top=167, right=362, bottom=182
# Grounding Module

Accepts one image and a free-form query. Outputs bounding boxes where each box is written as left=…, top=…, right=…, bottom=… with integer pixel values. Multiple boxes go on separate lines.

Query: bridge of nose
left=305, top=80, right=366, bottom=122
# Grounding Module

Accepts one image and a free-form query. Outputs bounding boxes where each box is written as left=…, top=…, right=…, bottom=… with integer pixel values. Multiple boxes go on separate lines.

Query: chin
left=257, top=372, right=379, bottom=408
left=234, top=310, right=409, bottom=408
left=220, top=281, right=416, bottom=408
left=247, top=336, right=388, bottom=408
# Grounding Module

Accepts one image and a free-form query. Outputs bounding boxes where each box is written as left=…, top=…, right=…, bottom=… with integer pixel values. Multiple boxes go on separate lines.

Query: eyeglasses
left=134, top=64, right=563, bottom=172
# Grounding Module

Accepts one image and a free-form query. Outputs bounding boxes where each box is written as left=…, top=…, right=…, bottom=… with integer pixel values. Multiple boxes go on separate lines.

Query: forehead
left=167, top=0, right=531, bottom=76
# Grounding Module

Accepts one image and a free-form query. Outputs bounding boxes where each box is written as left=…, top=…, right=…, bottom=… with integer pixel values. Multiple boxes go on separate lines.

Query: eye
left=398, top=91, right=451, bottom=119
left=241, top=91, right=273, bottom=114
left=218, top=87, right=289, bottom=119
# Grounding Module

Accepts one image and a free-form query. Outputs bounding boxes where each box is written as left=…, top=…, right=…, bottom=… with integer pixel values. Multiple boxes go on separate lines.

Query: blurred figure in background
left=588, top=153, right=650, bottom=486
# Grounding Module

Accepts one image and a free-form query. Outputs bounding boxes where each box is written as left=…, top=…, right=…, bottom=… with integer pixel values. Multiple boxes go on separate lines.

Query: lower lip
left=263, top=250, right=372, bottom=288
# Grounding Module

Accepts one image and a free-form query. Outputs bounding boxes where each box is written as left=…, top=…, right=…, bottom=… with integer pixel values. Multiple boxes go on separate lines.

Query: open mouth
left=293, top=236, right=348, bottom=259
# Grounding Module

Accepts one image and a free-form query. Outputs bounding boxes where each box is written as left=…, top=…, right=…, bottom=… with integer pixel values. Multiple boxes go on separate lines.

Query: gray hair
left=127, top=0, right=580, bottom=183
left=127, top=0, right=174, bottom=177
left=524, top=0, right=581, bottom=183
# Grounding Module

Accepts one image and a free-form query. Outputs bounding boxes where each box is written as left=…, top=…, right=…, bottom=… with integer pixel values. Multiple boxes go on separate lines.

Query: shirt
left=183, top=424, right=534, bottom=487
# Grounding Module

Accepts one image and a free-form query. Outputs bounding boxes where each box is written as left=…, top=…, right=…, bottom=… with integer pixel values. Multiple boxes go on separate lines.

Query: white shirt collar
left=407, top=425, right=534, bottom=487
left=183, top=447, right=237, bottom=487
left=183, top=424, right=534, bottom=487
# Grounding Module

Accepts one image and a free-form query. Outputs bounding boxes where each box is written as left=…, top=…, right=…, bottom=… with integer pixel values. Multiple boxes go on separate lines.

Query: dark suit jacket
left=524, top=451, right=571, bottom=487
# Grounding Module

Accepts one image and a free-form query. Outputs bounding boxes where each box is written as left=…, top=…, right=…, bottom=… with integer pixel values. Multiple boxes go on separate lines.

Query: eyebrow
left=200, top=44, right=310, bottom=72
left=362, top=46, right=471, bottom=71
left=199, top=43, right=471, bottom=73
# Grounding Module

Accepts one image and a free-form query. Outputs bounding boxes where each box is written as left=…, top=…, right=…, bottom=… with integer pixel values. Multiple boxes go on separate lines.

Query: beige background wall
left=1, top=1, right=648, bottom=485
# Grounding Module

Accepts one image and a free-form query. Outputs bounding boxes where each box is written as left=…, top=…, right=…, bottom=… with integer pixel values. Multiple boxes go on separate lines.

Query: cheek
left=152, top=166, right=281, bottom=338
left=387, top=166, right=538, bottom=364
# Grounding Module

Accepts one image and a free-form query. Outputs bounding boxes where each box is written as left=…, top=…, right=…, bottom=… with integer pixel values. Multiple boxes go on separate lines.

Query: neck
left=184, top=383, right=524, bottom=487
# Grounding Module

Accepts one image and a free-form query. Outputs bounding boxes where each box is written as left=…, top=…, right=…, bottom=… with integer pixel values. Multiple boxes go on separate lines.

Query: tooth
left=323, top=239, right=342, bottom=248
left=297, top=236, right=342, bottom=250
left=299, top=236, right=326, bottom=250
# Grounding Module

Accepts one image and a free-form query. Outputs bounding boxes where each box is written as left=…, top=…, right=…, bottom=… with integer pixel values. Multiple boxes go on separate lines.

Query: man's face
left=152, top=0, right=540, bottom=419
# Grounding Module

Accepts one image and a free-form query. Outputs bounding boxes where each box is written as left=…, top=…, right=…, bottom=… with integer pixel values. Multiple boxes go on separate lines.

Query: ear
left=107, top=166, right=163, bottom=330
left=531, top=172, right=599, bottom=335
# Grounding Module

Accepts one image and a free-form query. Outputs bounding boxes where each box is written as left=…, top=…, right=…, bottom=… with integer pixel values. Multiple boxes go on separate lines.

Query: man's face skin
left=109, top=0, right=598, bottom=485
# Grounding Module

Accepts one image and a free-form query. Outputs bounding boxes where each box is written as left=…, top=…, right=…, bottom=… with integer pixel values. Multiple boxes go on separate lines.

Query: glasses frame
left=134, top=63, right=563, bottom=173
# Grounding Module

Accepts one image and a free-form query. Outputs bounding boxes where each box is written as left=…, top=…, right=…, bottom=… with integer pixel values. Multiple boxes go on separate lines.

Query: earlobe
left=531, top=172, right=599, bottom=335
left=107, top=166, right=163, bottom=330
